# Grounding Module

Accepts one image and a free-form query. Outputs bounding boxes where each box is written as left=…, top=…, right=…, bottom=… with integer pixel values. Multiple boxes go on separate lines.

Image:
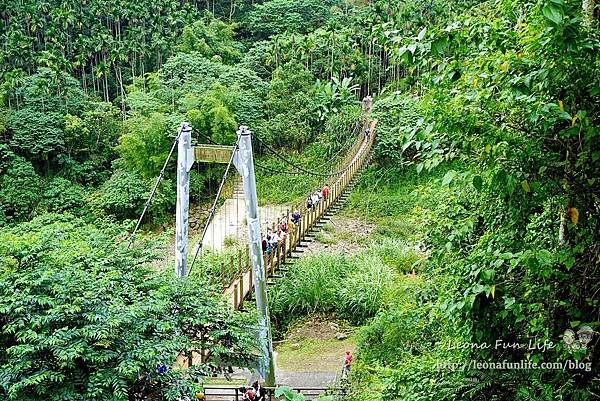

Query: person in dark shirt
left=292, top=210, right=301, bottom=224
left=251, top=380, right=267, bottom=401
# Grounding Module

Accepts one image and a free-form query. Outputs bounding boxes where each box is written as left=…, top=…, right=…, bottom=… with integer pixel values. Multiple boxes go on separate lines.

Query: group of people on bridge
left=306, top=184, right=330, bottom=210
left=261, top=213, right=294, bottom=257
left=260, top=183, right=331, bottom=259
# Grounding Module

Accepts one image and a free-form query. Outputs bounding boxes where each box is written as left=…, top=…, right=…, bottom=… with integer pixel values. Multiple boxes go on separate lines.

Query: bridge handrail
left=220, top=119, right=376, bottom=310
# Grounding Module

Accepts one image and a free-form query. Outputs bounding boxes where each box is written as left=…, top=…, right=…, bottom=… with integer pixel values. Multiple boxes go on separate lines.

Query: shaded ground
left=225, top=317, right=354, bottom=388
left=275, top=317, right=356, bottom=373
left=304, top=214, right=375, bottom=257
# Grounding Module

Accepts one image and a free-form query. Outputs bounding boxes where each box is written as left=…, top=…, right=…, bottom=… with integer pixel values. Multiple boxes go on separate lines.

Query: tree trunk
left=559, top=208, right=567, bottom=245
left=582, top=0, right=595, bottom=24
left=229, top=0, right=236, bottom=22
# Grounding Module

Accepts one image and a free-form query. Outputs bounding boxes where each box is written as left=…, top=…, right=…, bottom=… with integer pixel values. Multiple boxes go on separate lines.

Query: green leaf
left=472, top=175, right=483, bottom=191
left=542, top=4, right=563, bottom=25
left=441, top=170, right=457, bottom=186
left=417, top=27, right=427, bottom=41
left=536, top=249, right=554, bottom=266
left=563, top=256, right=576, bottom=269
left=416, top=163, right=424, bottom=174
left=521, top=180, right=531, bottom=193
left=480, top=269, right=494, bottom=281
left=432, top=37, right=448, bottom=54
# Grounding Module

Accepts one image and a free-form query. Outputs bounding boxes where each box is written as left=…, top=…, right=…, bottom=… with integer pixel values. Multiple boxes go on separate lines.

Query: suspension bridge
left=128, top=97, right=376, bottom=399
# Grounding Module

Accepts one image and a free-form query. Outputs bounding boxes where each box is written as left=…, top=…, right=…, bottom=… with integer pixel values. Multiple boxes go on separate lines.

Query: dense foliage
left=1, top=0, right=598, bottom=399
left=343, top=1, right=598, bottom=399
left=269, top=252, right=395, bottom=331
left=0, top=215, right=256, bottom=400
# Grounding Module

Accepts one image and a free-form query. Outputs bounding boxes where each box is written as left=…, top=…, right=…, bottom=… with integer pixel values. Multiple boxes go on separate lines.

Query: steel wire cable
left=310, top=119, right=364, bottom=173
left=253, top=136, right=359, bottom=177
left=192, top=127, right=219, bottom=145
left=188, top=140, right=239, bottom=277
left=127, top=130, right=182, bottom=248
left=187, top=118, right=368, bottom=274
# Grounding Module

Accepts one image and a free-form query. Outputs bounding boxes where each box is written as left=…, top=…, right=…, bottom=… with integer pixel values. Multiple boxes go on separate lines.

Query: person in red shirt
left=243, top=389, right=255, bottom=401
left=322, top=184, right=330, bottom=200
left=342, top=351, right=353, bottom=378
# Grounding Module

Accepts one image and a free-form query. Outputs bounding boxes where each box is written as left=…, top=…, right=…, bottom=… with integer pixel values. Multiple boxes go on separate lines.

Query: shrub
left=88, top=170, right=175, bottom=222
left=0, top=155, right=41, bottom=223
left=37, top=177, right=86, bottom=215
left=269, top=252, right=395, bottom=328
left=0, top=214, right=256, bottom=400
left=367, top=239, right=424, bottom=274
left=339, top=255, right=393, bottom=322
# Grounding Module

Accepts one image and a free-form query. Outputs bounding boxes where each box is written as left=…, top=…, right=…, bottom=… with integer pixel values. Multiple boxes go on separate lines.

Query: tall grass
left=366, top=238, right=425, bottom=274
left=338, top=254, right=393, bottom=321
left=268, top=251, right=397, bottom=329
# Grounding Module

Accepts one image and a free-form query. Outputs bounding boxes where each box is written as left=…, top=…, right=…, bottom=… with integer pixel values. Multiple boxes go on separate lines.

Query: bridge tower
left=175, top=123, right=276, bottom=386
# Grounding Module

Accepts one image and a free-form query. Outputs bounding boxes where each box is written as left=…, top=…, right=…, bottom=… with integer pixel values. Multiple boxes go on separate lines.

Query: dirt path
left=303, top=213, right=376, bottom=257
left=227, top=317, right=353, bottom=388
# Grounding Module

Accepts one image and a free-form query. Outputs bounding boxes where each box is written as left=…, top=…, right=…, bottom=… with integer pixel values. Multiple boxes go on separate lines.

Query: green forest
left=0, top=0, right=598, bottom=400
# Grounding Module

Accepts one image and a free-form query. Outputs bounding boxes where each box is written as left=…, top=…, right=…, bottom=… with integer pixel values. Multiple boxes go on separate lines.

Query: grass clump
left=314, top=230, right=336, bottom=244
left=366, top=238, right=425, bottom=274
left=269, top=252, right=396, bottom=331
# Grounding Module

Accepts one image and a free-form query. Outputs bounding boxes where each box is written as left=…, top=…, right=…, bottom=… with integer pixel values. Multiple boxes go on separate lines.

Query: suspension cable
left=192, top=127, right=219, bottom=145
left=309, top=119, right=364, bottom=173
left=194, top=120, right=363, bottom=177
left=186, top=118, right=366, bottom=272
left=253, top=135, right=360, bottom=177
left=254, top=161, right=305, bottom=175
left=188, top=140, right=239, bottom=276
left=127, top=131, right=181, bottom=248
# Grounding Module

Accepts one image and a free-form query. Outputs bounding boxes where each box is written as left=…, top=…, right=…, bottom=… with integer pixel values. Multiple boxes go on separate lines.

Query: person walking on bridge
left=292, top=209, right=300, bottom=225
left=312, top=188, right=323, bottom=205
left=322, top=184, right=330, bottom=200
left=312, top=190, right=320, bottom=206
left=269, top=230, right=280, bottom=253
left=242, top=388, right=255, bottom=401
